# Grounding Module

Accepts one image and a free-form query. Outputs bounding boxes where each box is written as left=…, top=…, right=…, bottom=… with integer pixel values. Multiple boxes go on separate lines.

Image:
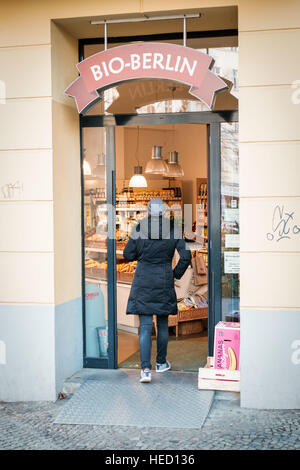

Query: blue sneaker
left=140, top=368, right=152, bottom=383
left=156, top=360, right=171, bottom=372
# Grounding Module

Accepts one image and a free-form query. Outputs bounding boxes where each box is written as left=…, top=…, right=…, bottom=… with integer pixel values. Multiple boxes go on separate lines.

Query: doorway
left=81, top=110, right=238, bottom=369
left=116, top=122, right=208, bottom=371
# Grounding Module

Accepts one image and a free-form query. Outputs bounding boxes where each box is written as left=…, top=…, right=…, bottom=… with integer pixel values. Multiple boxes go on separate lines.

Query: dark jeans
left=139, top=314, right=169, bottom=370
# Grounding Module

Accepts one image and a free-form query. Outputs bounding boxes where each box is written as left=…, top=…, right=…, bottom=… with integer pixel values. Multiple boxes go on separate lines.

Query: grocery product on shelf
left=86, top=232, right=107, bottom=242
left=177, top=294, right=208, bottom=311
left=85, top=259, right=107, bottom=269
left=116, top=261, right=137, bottom=273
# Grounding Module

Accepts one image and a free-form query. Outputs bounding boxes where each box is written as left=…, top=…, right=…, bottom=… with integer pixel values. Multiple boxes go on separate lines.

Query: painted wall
left=238, top=0, right=300, bottom=409
left=0, top=6, right=55, bottom=400
left=51, top=22, right=83, bottom=397
left=0, top=13, right=82, bottom=401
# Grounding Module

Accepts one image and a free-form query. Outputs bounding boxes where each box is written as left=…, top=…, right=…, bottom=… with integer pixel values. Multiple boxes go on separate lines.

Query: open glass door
left=207, top=117, right=239, bottom=355
left=81, top=125, right=117, bottom=368
left=220, top=122, right=240, bottom=322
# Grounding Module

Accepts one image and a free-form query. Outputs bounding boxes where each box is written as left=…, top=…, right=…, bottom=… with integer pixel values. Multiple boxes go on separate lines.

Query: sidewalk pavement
left=0, top=390, right=299, bottom=450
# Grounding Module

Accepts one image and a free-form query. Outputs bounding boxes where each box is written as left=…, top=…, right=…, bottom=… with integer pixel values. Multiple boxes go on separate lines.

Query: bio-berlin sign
left=66, top=42, right=227, bottom=114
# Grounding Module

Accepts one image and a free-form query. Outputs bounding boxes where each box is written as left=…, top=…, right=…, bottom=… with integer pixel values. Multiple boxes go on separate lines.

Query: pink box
left=214, top=321, right=240, bottom=370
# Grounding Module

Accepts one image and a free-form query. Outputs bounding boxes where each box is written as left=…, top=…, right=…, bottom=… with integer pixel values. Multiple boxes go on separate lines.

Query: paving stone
left=0, top=397, right=299, bottom=450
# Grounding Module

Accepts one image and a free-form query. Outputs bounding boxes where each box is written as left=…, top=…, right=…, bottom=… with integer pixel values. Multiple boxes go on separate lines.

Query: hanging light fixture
left=145, top=145, right=168, bottom=175
left=83, top=148, right=92, bottom=176
left=129, top=165, right=147, bottom=188
left=129, top=127, right=147, bottom=188
left=165, top=151, right=184, bottom=177
left=92, top=153, right=105, bottom=177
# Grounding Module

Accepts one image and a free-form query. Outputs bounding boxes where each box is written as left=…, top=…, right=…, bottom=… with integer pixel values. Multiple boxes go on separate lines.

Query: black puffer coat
left=123, top=216, right=191, bottom=316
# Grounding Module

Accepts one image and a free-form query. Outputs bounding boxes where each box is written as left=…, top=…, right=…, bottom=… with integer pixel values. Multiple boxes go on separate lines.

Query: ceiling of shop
left=53, top=6, right=238, bottom=43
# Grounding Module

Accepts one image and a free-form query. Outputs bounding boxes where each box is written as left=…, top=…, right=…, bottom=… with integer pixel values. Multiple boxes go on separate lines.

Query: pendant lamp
left=129, top=165, right=147, bottom=188
left=165, top=151, right=184, bottom=177
left=83, top=159, right=92, bottom=176
left=92, top=153, right=105, bottom=177
left=145, top=145, right=168, bottom=175
left=83, top=148, right=92, bottom=176
left=129, top=126, right=147, bottom=188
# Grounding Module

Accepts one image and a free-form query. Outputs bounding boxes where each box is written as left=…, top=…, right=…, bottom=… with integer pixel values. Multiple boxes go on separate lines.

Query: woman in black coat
left=123, top=198, right=191, bottom=383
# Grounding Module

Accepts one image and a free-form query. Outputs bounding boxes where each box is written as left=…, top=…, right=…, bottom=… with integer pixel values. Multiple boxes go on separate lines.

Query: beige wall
left=51, top=23, right=82, bottom=306
left=0, top=37, right=53, bottom=307
left=239, top=2, right=300, bottom=310
left=238, top=0, right=300, bottom=408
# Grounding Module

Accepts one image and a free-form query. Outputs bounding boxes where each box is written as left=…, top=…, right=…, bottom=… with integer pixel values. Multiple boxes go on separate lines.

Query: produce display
left=85, top=230, right=128, bottom=245
left=116, top=261, right=137, bottom=273
left=84, top=185, right=183, bottom=285
left=86, top=232, right=107, bottom=242
left=116, top=230, right=128, bottom=242
left=85, top=259, right=137, bottom=278
left=177, top=294, right=208, bottom=311
left=85, top=259, right=107, bottom=269
left=133, top=188, right=181, bottom=200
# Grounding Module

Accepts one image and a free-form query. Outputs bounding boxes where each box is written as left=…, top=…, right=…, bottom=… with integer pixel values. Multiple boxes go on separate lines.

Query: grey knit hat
left=148, top=198, right=167, bottom=216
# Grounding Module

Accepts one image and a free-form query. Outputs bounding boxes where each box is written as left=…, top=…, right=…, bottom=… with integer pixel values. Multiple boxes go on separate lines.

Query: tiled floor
left=117, top=330, right=140, bottom=364
left=118, top=329, right=208, bottom=370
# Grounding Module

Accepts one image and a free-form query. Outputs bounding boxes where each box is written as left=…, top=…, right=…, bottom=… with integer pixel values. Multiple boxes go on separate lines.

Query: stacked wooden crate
left=198, top=356, right=240, bottom=392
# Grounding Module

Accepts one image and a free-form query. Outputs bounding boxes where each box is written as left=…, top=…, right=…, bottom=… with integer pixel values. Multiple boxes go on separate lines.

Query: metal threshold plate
left=54, top=369, right=214, bottom=428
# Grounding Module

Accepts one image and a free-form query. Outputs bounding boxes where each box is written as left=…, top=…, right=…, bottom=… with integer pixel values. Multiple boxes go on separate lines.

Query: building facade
left=0, top=0, right=300, bottom=409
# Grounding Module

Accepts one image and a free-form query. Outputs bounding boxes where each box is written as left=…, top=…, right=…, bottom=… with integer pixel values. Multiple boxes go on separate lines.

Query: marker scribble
left=267, top=205, right=300, bottom=242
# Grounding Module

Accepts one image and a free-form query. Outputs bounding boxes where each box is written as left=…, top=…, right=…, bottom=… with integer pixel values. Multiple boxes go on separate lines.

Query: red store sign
left=66, top=42, right=227, bottom=114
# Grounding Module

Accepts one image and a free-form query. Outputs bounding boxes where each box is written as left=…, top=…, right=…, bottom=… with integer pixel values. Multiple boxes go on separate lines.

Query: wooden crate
left=118, top=271, right=134, bottom=283
left=85, top=266, right=107, bottom=280
left=178, top=319, right=204, bottom=335
left=198, top=366, right=240, bottom=392
left=205, top=356, right=214, bottom=368
left=85, top=240, right=107, bottom=249
left=178, top=307, right=208, bottom=322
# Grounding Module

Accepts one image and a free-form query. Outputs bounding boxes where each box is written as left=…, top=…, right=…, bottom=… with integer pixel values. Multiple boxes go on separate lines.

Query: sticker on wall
left=225, top=234, right=240, bottom=248
left=224, top=251, right=240, bottom=274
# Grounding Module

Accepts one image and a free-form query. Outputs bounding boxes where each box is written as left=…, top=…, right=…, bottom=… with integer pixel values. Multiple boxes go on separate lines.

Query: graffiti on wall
left=266, top=205, right=300, bottom=242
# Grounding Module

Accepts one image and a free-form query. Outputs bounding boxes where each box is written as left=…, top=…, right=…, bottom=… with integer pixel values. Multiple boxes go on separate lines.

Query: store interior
left=84, top=122, right=210, bottom=371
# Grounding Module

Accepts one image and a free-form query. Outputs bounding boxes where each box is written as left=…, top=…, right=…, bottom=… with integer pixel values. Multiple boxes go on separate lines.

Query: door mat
left=119, top=339, right=208, bottom=371
left=54, top=369, right=214, bottom=429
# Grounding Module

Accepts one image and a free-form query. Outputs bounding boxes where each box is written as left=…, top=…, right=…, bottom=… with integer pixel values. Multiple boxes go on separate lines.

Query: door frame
left=81, top=109, right=238, bottom=367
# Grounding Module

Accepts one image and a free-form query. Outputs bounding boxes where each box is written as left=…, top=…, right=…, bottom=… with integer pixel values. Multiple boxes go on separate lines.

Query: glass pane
left=83, top=127, right=109, bottom=359
left=208, top=47, right=239, bottom=99
left=221, top=122, right=239, bottom=322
